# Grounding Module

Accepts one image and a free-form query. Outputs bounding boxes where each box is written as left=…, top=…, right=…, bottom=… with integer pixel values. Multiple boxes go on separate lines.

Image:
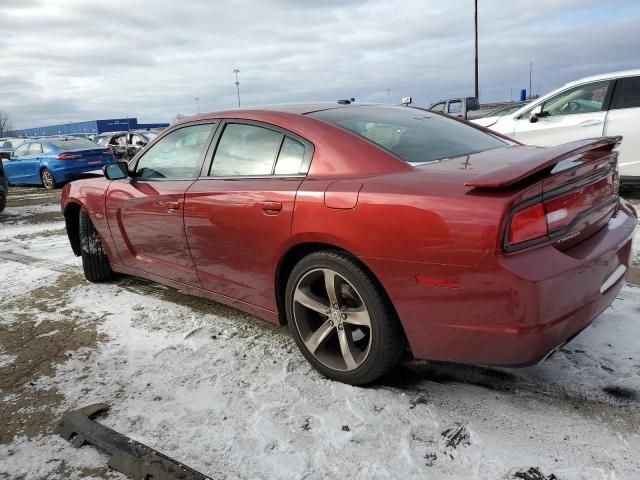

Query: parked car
left=472, top=70, right=640, bottom=182
left=0, top=156, right=8, bottom=212
left=94, top=131, right=158, bottom=160
left=4, top=137, right=116, bottom=189
left=61, top=103, right=636, bottom=385
left=0, top=137, right=27, bottom=159
left=428, top=96, right=480, bottom=119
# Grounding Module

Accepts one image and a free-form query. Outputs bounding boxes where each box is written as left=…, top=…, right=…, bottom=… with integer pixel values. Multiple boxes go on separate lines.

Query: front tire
left=40, top=168, right=56, bottom=190
left=79, top=209, right=113, bottom=282
left=0, top=192, right=5, bottom=212
left=285, top=250, right=405, bottom=385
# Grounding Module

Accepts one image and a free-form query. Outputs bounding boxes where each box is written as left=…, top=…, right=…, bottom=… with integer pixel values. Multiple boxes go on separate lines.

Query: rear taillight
left=506, top=175, right=617, bottom=250
left=508, top=203, right=547, bottom=245
left=102, top=148, right=113, bottom=156
left=55, top=153, right=81, bottom=160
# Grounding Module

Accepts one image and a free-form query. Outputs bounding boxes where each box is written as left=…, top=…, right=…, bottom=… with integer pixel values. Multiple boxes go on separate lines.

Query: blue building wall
left=8, top=118, right=169, bottom=137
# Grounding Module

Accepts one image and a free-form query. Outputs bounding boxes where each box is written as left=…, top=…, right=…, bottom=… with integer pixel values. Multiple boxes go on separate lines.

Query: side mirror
left=103, top=161, right=129, bottom=180
left=136, top=141, right=145, bottom=146
left=529, top=104, right=544, bottom=123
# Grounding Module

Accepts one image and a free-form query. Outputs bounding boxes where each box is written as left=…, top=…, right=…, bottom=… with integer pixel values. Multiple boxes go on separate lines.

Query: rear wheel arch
left=274, top=242, right=404, bottom=336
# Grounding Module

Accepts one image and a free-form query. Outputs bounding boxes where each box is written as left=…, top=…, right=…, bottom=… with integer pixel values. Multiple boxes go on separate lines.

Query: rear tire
left=79, top=209, right=113, bottom=282
left=285, top=250, right=405, bottom=385
left=40, top=168, right=56, bottom=189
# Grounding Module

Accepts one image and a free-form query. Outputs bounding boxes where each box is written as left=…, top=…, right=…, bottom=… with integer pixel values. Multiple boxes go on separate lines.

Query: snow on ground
left=1, top=187, right=640, bottom=479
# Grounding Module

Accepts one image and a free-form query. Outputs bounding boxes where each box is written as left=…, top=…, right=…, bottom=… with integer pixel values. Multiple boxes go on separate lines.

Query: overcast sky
left=1, top=0, right=639, bottom=129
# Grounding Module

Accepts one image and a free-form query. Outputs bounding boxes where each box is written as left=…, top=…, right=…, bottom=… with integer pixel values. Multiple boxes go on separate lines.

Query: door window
left=210, top=123, right=283, bottom=176
left=13, top=144, right=30, bottom=157
left=541, top=81, right=610, bottom=117
left=274, top=137, right=306, bottom=175
left=448, top=100, right=463, bottom=114
left=134, top=123, right=215, bottom=179
left=27, top=143, right=43, bottom=155
left=609, top=76, right=640, bottom=110
left=430, top=102, right=446, bottom=113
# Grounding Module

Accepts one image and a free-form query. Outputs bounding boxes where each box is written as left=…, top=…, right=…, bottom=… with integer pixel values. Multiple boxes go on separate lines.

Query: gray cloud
left=0, top=0, right=638, bottom=129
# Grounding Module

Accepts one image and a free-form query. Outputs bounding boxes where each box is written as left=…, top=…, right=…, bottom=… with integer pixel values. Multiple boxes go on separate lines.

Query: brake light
left=55, top=153, right=81, bottom=160
left=508, top=203, right=547, bottom=245
left=506, top=176, right=617, bottom=250
left=102, top=148, right=113, bottom=156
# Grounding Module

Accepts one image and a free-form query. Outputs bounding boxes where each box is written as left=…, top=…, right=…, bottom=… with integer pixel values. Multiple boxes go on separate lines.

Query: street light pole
left=233, top=69, right=241, bottom=107
left=195, top=97, right=200, bottom=114
left=474, top=0, right=479, bottom=100
left=529, top=62, right=533, bottom=100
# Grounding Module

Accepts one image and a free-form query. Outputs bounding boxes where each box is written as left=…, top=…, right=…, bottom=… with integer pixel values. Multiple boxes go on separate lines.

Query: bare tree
left=0, top=111, right=13, bottom=137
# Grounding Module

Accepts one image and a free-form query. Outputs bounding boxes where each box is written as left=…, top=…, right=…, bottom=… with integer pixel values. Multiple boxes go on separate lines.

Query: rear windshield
left=309, top=105, right=506, bottom=164
left=49, top=138, right=98, bottom=150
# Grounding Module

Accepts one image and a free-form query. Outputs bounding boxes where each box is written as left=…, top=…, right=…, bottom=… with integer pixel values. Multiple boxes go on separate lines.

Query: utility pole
left=195, top=97, right=200, bottom=114
left=529, top=62, right=533, bottom=100
left=233, top=69, right=241, bottom=107
left=474, top=0, right=479, bottom=100
left=386, top=88, right=390, bottom=98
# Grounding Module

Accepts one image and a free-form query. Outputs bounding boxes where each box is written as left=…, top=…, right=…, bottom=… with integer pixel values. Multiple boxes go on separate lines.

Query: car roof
left=563, top=69, right=640, bottom=88
left=182, top=102, right=372, bottom=123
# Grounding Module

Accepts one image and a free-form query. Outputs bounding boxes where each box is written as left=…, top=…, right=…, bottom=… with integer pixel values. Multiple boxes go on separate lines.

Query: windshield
left=49, top=138, right=100, bottom=150
left=309, top=105, right=506, bottom=164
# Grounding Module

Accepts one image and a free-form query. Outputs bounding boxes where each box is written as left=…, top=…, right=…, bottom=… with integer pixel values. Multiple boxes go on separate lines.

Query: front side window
left=135, top=123, right=215, bottom=179
left=430, top=102, right=446, bottom=113
left=13, top=144, right=30, bottom=157
left=541, top=80, right=610, bottom=117
left=610, top=76, right=640, bottom=110
left=310, top=106, right=506, bottom=164
left=210, top=123, right=283, bottom=176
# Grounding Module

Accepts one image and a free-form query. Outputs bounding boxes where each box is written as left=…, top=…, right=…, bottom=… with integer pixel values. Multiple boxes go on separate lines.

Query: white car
left=473, top=70, right=640, bottom=181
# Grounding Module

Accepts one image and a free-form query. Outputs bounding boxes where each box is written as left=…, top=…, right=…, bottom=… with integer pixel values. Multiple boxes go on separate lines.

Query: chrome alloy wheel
left=292, top=268, right=372, bottom=371
left=41, top=170, right=54, bottom=189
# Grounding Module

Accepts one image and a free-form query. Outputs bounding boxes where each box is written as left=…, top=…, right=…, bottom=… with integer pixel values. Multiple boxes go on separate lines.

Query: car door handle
left=165, top=201, right=180, bottom=211
left=259, top=201, right=283, bottom=215
left=578, top=119, right=602, bottom=127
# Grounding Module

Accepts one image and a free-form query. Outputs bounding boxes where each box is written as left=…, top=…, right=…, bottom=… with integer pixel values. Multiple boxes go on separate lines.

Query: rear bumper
left=366, top=200, right=637, bottom=366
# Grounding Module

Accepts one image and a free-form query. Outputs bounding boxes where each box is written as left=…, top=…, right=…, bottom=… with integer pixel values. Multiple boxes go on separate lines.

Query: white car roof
left=563, top=69, right=640, bottom=88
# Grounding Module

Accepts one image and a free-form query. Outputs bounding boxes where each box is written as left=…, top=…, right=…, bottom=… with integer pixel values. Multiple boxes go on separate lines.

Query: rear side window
left=610, top=76, right=640, bottom=110
left=448, top=100, right=462, bottom=114
left=310, top=106, right=506, bottom=164
left=27, top=143, right=43, bottom=155
left=274, top=137, right=305, bottom=175
left=210, top=123, right=283, bottom=176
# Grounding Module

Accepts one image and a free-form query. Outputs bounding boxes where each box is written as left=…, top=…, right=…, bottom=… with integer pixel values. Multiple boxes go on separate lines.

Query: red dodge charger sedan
left=61, top=103, right=637, bottom=384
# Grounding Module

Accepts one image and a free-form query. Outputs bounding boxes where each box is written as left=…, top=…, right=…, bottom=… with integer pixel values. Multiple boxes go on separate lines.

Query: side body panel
left=104, top=179, right=201, bottom=285
left=604, top=106, right=640, bottom=178
left=184, top=177, right=303, bottom=311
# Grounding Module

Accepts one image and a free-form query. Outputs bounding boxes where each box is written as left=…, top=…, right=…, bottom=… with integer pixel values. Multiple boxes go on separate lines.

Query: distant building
left=7, top=117, right=169, bottom=137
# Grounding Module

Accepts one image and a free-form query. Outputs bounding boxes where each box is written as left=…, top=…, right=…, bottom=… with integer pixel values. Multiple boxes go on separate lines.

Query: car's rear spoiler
left=464, top=136, right=621, bottom=188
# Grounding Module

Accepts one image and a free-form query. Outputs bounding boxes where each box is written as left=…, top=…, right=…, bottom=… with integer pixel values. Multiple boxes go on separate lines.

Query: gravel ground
left=0, top=185, right=639, bottom=480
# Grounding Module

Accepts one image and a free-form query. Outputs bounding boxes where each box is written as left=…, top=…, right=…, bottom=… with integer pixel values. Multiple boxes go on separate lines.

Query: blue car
left=2, top=137, right=116, bottom=189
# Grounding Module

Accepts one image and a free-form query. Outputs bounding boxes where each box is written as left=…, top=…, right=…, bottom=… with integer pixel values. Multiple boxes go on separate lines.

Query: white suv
left=473, top=70, right=640, bottom=182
